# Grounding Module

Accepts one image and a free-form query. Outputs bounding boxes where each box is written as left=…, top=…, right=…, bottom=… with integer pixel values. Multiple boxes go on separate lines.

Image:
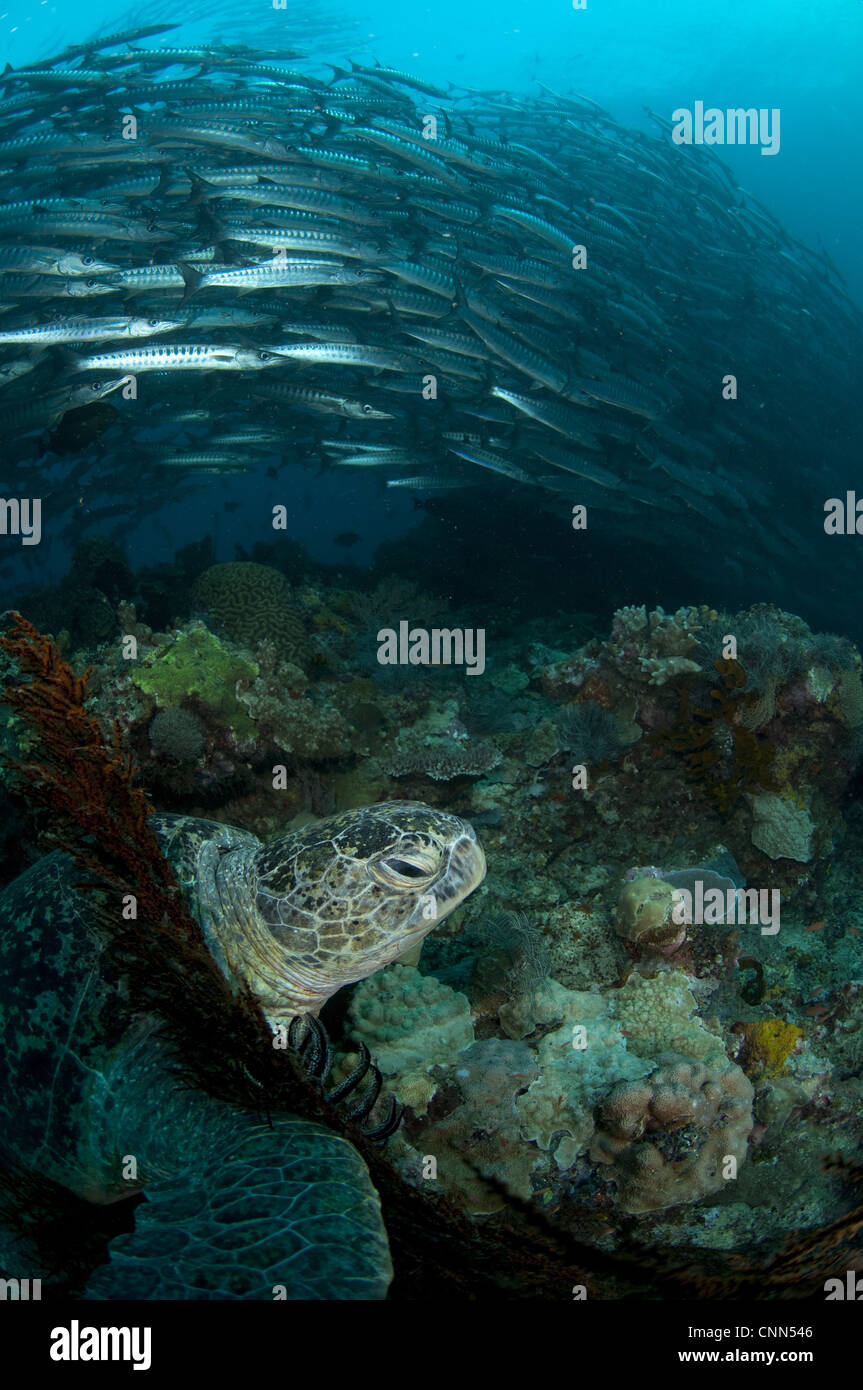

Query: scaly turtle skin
left=0, top=801, right=486, bottom=1299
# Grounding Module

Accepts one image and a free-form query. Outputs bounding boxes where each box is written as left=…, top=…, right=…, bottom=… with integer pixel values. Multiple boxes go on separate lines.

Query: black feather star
left=288, top=1015, right=403, bottom=1143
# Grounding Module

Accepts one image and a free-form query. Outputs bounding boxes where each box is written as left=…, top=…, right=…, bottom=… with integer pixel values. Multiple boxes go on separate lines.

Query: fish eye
left=362, top=403, right=374, bottom=414
left=82, top=256, right=94, bottom=266
left=148, top=318, right=160, bottom=326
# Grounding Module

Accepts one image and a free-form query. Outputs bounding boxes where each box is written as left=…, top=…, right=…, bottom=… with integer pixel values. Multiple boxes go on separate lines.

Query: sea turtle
left=0, top=800, right=486, bottom=1299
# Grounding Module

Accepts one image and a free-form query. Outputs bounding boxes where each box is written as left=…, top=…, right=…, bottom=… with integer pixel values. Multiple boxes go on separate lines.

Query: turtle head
left=248, top=801, right=486, bottom=1017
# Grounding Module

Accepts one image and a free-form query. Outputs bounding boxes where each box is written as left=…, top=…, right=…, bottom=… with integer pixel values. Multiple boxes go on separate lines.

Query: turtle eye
left=387, top=859, right=427, bottom=878
left=370, top=843, right=442, bottom=889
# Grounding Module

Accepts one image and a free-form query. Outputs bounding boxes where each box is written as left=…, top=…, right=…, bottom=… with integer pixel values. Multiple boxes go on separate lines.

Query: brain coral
left=196, top=562, right=310, bottom=664
left=591, top=1059, right=754, bottom=1213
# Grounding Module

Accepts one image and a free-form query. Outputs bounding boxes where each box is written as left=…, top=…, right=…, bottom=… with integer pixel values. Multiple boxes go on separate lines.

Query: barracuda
left=219, top=227, right=386, bottom=261
left=446, top=442, right=533, bottom=482
left=266, top=343, right=420, bottom=370
left=0, top=247, right=117, bottom=276
left=0, top=25, right=856, bottom=540
left=188, top=261, right=376, bottom=291
left=490, top=387, right=602, bottom=450
left=385, top=475, right=469, bottom=490
left=194, top=182, right=385, bottom=226
left=0, top=316, right=178, bottom=346
left=73, top=344, right=286, bottom=372
left=256, top=384, right=394, bottom=418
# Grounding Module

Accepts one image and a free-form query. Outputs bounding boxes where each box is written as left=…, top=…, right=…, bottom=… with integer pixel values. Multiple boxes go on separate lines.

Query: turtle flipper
left=79, top=1035, right=391, bottom=1301
left=84, top=1113, right=391, bottom=1300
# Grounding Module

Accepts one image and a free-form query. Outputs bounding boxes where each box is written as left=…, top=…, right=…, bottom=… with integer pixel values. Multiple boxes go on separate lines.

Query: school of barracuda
left=1, top=21, right=861, bottom=545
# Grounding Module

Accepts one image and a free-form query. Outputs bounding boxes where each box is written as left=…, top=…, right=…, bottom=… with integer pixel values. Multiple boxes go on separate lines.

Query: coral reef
left=7, top=558, right=863, bottom=1285
left=536, top=601, right=861, bottom=897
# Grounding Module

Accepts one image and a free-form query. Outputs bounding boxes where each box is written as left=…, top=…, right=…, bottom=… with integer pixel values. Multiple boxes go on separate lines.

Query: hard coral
left=196, top=561, right=310, bottom=664
left=591, top=1060, right=754, bottom=1213
left=616, top=876, right=687, bottom=953
left=747, top=792, right=814, bottom=862
left=347, top=964, right=474, bottom=1112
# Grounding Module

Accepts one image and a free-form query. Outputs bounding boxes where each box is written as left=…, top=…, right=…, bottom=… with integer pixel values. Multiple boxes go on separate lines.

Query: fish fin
left=185, top=167, right=219, bottom=206
left=178, top=262, right=203, bottom=305
left=54, top=347, right=83, bottom=375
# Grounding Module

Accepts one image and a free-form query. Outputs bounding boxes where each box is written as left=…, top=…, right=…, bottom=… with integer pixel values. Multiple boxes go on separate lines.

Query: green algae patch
left=132, top=624, right=258, bottom=737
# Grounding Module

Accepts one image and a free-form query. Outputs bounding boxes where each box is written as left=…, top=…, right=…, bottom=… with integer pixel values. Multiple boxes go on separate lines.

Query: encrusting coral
left=347, top=963, right=475, bottom=1111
